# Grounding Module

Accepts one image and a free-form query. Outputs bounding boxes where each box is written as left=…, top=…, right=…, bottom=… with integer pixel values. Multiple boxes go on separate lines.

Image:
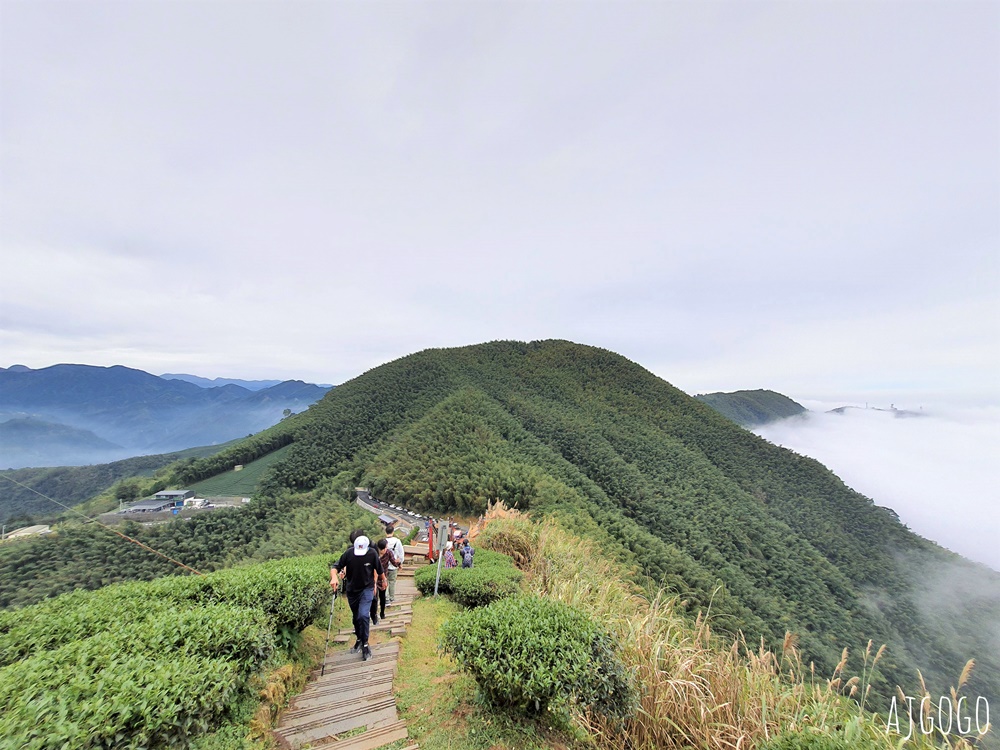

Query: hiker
left=444, top=541, right=457, bottom=568
left=460, top=538, right=475, bottom=568
left=427, top=517, right=438, bottom=563
left=331, top=532, right=386, bottom=661
left=384, top=524, right=404, bottom=604
left=369, top=538, right=393, bottom=625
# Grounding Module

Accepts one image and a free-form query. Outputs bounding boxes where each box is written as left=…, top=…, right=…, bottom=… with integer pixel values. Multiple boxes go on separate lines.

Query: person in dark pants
left=460, top=538, right=475, bottom=568
left=331, top=533, right=385, bottom=661
left=369, top=538, right=393, bottom=625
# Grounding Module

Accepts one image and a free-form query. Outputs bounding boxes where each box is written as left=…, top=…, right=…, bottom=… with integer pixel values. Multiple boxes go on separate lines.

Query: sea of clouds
left=754, top=403, right=1000, bottom=572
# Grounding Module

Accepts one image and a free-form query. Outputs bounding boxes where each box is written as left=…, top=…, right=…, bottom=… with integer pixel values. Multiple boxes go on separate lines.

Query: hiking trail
left=273, top=559, right=421, bottom=750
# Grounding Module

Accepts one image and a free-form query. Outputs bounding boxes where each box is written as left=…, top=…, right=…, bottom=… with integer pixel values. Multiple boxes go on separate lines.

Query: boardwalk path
left=273, top=566, right=420, bottom=750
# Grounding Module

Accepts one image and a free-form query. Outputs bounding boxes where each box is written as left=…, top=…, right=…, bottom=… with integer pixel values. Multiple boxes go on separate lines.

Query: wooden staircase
left=273, top=566, right=420, bottom=750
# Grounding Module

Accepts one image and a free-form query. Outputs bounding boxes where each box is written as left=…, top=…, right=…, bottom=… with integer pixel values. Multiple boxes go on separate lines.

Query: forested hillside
left=188, top=340, right=997, bottom=704
left=0, top=441, right=239, bottom=524
left=695, top=389, right=807, bottom=426
left=2, top=341, right=996, bottom=708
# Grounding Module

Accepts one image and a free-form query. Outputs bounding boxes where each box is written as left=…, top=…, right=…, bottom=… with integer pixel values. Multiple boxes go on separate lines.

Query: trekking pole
left=321, top=590, right=336, bottom=676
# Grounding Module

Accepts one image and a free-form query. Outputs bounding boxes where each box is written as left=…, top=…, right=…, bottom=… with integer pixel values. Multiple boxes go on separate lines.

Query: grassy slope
left=395, top=594, right=587, bottom=750
left=395, top=514, right=995, bottom=750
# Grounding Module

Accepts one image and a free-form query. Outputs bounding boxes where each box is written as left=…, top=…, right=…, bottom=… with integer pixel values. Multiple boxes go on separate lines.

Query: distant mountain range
left=0, top=364, right=331, bottom=468
left=160, top=373, right=286, bottom=391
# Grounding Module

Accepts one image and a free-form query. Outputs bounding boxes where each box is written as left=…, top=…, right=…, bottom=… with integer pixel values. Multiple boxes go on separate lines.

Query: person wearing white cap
left=331, top=529, right=386, bottom=661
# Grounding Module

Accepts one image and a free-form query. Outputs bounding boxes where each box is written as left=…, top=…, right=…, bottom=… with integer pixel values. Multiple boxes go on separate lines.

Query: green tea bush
left=0, top=651, right=238, bottom=749
left=414, top=562, right=457, bottom=595
left=449, top=566, right=522, bottom=607
left=0, top=585, right=177, bottom=667
left=0, top=556, right=329, bottom=667
left=0, top=602, right=274, bottom=749
left=190, top=556, right=329, bottom=631
left=440, top=595, right=635, bottom=719
left=413, top=549, right=522, bottom=607
left=122, top=604, right=274, bottom=672
left=0, top=555, right=329, bottom=749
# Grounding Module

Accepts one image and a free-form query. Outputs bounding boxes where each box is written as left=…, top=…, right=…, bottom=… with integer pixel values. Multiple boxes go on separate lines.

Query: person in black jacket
left=331, top=532, right=385, bottom=661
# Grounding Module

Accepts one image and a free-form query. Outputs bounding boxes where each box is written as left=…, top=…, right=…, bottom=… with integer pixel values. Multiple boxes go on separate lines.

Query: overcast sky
left=2, top=0, right=997, bottom=407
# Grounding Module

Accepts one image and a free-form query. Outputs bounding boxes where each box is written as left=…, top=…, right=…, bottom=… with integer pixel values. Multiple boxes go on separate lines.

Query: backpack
left=461, top=546, right=474, bottom=568
left=386, top=537, right=403, bottom=568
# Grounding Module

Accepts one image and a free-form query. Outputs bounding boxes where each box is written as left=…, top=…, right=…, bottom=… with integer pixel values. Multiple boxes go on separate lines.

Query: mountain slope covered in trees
left=695, top=389, right=807, bottom=427
left=185, top=340, right=998, bottom=704
left=3, top=341, right=996, bottom=708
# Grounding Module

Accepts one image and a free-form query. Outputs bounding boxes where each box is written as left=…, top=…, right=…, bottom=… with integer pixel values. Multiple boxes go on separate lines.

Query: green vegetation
left=440, top=595, right=635, bottom=720
left=175, top=425, right=296, bottom=487
left=398, top=511, right=988, bottom=750
left=0, top=486, right=380, bottom=608
left=396, top=595, right=588, bottom=750
left=0, top=556, right=330, bottom=749
left=2, top=339, right=997, bottom=726
left=205, top=339, right=993, bottom=706
left=187, top=444, right=293, bottom=497
left=695, top=388, right=807, bottom=427
left=0, top=440, right=239, bottom=524
left=413, top=548, right=523, bottom=607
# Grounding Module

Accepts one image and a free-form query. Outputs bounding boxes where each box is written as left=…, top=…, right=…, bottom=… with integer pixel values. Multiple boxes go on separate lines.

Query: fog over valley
left=754, top=402, right=1000, bottom=572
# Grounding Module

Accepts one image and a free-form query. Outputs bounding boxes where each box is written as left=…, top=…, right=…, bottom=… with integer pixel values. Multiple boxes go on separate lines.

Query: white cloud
left=754, top=406, right=1000, bottom=571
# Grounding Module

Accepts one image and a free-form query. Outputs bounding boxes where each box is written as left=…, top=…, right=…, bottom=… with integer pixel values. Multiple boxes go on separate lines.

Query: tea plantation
left=0, top=556, right=330, bottom=749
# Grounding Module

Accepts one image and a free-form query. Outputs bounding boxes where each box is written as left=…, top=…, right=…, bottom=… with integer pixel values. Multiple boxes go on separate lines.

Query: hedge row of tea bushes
left=413, top=549, right=523, bottom=607
left=440, top=595, right=636, bottom=721
left=0, top=556, right=330, bottom=749
left=416, top=542, right=636, bottom=726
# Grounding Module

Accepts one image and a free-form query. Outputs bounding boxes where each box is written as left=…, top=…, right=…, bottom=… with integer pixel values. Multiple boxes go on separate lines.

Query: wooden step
left=273, top=550, right=419, bottom=750
left=282, top=683, right=394, bottom=723
left=318, top=642, right=398, bottom=671
left=288, top=673, right=395, bottom=711
left=307, top=719, right=409, bottom=750
left=312, top=659, right=396, bottom=687
left=371, top=619, right=411, bottom=631
left=309, top=652, right=398, bottom=682
left=274, top=697, right=398, bottom=746
left=336, top=619, right=410, bottom=637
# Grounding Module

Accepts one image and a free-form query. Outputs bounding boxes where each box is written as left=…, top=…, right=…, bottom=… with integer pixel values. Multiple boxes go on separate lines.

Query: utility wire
left=0, top=473, right=203, bottom=575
